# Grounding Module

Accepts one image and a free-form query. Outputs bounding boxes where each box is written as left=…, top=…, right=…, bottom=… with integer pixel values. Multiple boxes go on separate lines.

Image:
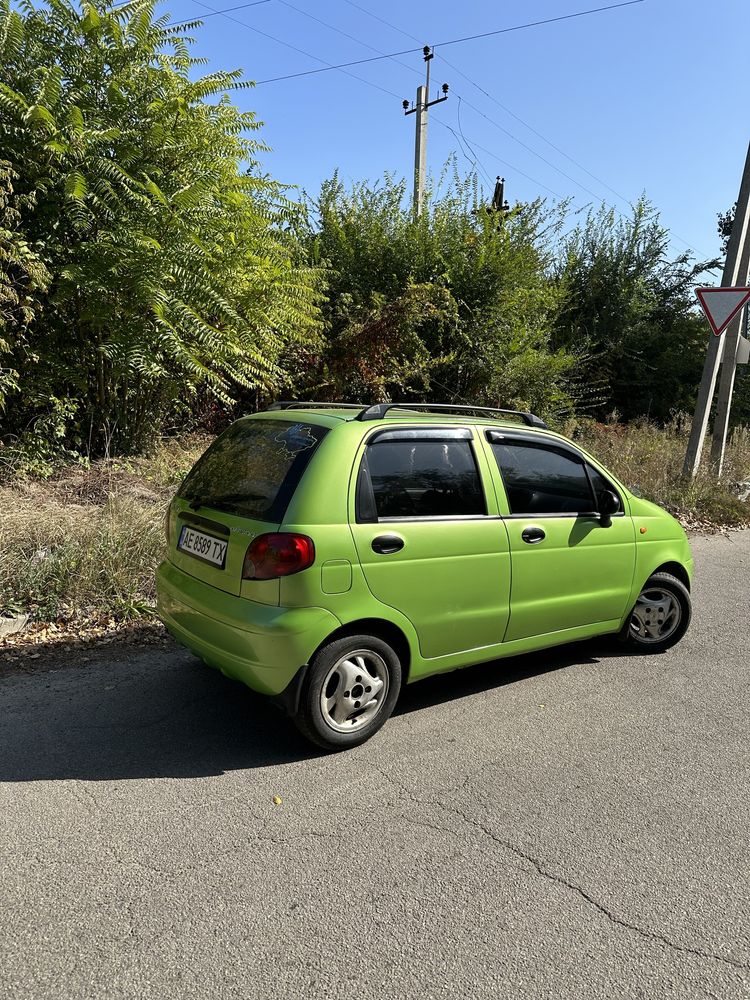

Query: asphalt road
left=2, top=532, right=750, bottom=1000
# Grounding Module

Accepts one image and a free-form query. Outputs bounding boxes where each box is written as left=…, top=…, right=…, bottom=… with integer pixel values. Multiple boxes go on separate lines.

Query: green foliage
left=0, top=0, right=322, bottom=455
left=553, top=200, right=718, bottom=422
left=0, top=159, right=50, bottom=407
left=293, top=169, right=578, bottom=421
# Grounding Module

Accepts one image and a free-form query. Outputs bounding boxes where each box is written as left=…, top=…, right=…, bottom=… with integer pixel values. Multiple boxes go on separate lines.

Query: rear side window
left=178, top=419, right=328, bottom=522
left=490, top=441, right=595, bottom=515
left=358, top=437, right=486, bottom=520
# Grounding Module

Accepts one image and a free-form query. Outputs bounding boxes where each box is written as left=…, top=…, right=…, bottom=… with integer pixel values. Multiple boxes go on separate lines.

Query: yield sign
left=696, top=286, right=750, bottom=336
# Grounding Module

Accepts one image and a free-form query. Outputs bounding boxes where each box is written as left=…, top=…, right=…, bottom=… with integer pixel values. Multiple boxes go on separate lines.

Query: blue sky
left=176, top=0, right=747, bottom=261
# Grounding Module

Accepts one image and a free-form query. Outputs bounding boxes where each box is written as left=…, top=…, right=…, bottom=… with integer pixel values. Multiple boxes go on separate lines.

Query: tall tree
left=553, top=200, right=716, bottom=421
left=0, top=0, right=321, bottom=456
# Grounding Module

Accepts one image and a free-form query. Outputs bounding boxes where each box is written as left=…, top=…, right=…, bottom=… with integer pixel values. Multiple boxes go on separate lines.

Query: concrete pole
left=683, top=139, right=750, bottom=477
left=413, top=84, right=427, bottom=216
left=709, top=231, right=750, bottom=473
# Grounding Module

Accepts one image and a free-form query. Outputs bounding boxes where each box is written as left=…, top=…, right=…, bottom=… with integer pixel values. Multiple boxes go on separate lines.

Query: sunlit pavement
left=2, top=532, right=749, bottom=1000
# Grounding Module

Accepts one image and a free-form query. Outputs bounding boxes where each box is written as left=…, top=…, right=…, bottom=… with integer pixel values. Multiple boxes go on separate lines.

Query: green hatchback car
left=157, top=402, right=694, bottom=750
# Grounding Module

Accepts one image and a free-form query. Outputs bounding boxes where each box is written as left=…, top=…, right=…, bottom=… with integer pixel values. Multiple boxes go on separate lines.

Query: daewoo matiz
left=157, top=402, right=694, bottom=750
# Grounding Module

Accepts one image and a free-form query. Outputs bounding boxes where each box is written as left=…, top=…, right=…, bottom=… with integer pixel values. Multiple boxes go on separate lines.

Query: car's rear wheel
left=293, top=634, right=402, bottom=750
left=619, top=571, right=691, bottom=652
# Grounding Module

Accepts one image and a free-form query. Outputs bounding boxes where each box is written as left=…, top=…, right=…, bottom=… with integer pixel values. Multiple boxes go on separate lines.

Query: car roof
left=248, top=406, right=561, bottom=437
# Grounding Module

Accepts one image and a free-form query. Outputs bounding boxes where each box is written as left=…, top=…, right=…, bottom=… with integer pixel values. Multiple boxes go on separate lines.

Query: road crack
left=368, top=763, right=750, bottom=973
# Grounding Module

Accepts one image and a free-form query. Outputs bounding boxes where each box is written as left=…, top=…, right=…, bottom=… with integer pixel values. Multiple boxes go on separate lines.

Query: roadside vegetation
left=1, top=0, right=748, bottom=640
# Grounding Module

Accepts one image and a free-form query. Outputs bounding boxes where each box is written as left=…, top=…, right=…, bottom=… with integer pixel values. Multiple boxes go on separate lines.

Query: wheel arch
left=311, top=618, right=413, bottom=682
left=651, top=561, right=691, bottom=591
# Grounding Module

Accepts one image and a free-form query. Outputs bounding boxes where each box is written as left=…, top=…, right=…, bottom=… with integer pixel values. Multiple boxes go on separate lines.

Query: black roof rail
left=355, top=402, right=547, bottom=429
left=267, top=401, right=365, bottom=411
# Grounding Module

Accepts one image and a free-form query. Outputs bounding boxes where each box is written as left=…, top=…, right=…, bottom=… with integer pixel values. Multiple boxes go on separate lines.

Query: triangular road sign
left=696, top=286, right=750, bottom=336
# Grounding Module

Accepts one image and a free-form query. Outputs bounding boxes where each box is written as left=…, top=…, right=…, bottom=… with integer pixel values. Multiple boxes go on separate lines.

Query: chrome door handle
left=521, top=526, right=546, bottom=544
left=371, top=534, right=404, bottom=555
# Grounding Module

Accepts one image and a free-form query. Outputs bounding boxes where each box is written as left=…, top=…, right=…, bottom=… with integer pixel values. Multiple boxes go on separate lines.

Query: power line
left=274, top=0, right=421, bottom=81
left=181, top=0, right=403, bottom=100
left=254, top=2, right=645, bottom=85
left=455, top=98, right=495, bottom=188
left=439, top=53, right=635, bottom=209
left=167, top=0, right=270, bottom=29
left=336, top=0, right=641, bottom=211
left=455, top=91, right=613, bottom=205
left=434, top=118, right=565, bottom=200
left=332, top=4, right=710, bottom=255
left=156, top=0, right=709, bottom=256
left=168, top=0, right=646, bottom=215
left=339, top=0, right=420, bottom=44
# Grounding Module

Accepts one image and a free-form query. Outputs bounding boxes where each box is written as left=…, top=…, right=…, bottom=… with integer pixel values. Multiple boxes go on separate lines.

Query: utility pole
left=683, top=139, right=750, bottom=478
left=403, top=46, right=449, bottom=216
left=710, top=222, right=750, bottom=474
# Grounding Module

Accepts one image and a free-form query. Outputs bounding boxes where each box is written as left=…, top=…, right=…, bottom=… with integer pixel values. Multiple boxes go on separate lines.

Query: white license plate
left=177, top=525, right=228, bottom=568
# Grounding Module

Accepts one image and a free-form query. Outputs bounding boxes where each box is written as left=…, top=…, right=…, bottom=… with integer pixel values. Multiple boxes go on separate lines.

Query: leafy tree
left=0, top=159, right=50, bottom=410
left=717, top=203, right=735, bottom=256
left=0, top=0, right=321, bottom=457
left=553, top=200, right=716, bottom=422
left=294, top=170, right=578, bottom=420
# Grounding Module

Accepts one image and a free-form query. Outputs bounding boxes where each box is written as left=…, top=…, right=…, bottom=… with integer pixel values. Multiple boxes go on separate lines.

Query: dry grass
left=0, top=436, right=210, bottom=622
left=0, top=422, right=748, bottom=627
left=570, top=416, right=750, bottom=530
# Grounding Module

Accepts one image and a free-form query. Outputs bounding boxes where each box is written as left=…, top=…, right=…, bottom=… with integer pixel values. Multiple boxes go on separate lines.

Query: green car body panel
left=156, top=408, right=694, bottom=700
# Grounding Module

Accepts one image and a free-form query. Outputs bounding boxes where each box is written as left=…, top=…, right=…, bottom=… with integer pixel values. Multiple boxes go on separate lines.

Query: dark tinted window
left=491, top=442, right=594, bottom=515
left=178, top=419, right=328, bottom=522
left=359, top=439, right=485, bottom=520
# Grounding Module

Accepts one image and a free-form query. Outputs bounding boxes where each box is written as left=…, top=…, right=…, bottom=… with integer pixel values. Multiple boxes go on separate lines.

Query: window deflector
left=488, top=436, right=598, bottom=518
left=356, top=431, right=487, bottom=522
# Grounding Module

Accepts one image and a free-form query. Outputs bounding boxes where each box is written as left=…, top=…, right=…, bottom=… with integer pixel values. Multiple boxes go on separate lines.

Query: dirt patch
left=0, top=618, right=176, bottom=675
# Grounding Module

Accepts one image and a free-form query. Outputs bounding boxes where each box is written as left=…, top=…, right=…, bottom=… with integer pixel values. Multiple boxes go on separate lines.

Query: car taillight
left=242, top=533, right=315, bottom=580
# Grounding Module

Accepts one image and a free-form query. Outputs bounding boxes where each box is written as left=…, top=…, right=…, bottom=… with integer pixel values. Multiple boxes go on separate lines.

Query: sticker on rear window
left=275, top=424, right=317, bottom=458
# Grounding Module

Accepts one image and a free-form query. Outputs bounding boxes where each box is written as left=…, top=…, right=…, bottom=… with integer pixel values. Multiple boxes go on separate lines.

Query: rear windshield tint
left=177, top=419, right=328, bottom=522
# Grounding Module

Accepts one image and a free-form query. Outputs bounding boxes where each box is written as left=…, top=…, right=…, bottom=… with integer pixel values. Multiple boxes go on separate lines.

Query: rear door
left=349, top=426, right=511, bottom=659
left=169, top=417, right=328, bottom=598
left=483, top=432, right=635, bottom=641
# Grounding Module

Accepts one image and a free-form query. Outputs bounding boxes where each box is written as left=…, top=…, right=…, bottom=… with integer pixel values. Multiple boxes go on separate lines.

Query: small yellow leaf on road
left=272, top=795, right=282, bottom=805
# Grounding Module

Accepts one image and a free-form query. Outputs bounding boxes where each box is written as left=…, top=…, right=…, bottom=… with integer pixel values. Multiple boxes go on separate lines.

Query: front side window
left=358, top=438, right=486, bottom=520
left=587, top=464, right=621, bottom=509
left=491, top=441, right=595, bottom=515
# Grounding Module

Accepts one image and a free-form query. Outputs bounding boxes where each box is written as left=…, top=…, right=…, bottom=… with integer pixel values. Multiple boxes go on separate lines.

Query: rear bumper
left=156, top=560, right=341, bottom=696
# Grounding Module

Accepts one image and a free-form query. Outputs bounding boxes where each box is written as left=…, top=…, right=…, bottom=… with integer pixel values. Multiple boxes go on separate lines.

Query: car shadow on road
left=0, top=637, right=623, bottom=783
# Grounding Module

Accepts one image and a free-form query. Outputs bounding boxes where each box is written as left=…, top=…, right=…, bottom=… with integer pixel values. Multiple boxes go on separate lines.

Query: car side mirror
left=598, top=489, right=620, bottom=527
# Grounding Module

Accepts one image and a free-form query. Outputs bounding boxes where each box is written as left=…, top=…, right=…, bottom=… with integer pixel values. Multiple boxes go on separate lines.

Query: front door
left=482, top=432, right=636, bottom=642
left=350, top=427, right=511, bottom=659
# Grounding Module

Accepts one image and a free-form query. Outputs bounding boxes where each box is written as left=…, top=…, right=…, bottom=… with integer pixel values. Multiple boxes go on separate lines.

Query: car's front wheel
left=619, top=571, right=691, bottom=652
left=293, top=634, right=402, bottom=750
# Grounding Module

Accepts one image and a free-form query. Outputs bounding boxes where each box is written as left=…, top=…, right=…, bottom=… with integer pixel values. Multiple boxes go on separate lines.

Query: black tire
left=619, top=571, right=692, bottom=653
left=293, top=634, right=402, bottom=751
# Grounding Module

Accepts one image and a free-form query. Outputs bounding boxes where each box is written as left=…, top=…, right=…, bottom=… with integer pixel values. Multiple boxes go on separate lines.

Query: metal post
left=683, top=139, right=750, bottom=477
left=709, top=230, right=750, bottom=473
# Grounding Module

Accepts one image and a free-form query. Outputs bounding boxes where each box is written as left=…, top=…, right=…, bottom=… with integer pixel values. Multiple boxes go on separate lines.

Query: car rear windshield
left=177, top=418, right=328, bottom=522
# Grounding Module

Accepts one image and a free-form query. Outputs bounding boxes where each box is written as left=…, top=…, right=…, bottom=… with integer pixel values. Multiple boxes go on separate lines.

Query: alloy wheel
left=319, top=649, right=389, bottom=733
